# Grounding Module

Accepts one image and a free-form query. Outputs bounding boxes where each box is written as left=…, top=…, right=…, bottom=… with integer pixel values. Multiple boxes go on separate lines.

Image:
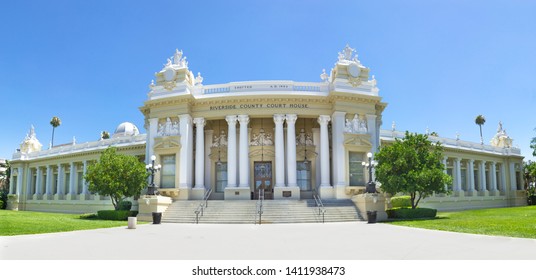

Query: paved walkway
left=1, top=222, right=535, bottom=260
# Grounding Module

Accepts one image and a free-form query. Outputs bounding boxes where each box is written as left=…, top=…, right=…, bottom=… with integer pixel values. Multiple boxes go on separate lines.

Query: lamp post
left=146, top=155, right=161, bottom=195
left=362, top=152, right=377, bottom=193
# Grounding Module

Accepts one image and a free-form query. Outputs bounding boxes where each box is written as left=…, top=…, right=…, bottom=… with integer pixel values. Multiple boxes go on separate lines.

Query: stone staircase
left=161, top=199, right=364, bottom=224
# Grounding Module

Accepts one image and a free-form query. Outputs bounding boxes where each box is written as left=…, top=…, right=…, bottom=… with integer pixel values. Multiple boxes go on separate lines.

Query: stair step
left=161, top=199, right=364, bottom=224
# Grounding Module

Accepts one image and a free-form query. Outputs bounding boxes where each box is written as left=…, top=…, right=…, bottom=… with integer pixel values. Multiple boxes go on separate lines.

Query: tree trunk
left=51, top=127, right=55, bottom=147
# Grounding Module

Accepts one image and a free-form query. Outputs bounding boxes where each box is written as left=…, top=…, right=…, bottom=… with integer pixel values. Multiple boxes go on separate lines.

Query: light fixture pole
left=362, top=152, right=377, bottom=193
left=146, top=155, right=161, bottom=195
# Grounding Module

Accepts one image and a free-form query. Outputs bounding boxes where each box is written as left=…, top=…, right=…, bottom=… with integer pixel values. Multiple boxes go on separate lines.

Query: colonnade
left=9, top=161, right=96, bottom=200
left=443, top=157, right=520, bottom=196
left=189, top=114, right=333, bottom=192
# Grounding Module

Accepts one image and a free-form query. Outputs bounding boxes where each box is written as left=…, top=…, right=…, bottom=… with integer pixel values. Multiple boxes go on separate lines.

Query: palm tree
left=475, top=114, right=486, bottom=145
left=50, top=116, right=61, bottom=147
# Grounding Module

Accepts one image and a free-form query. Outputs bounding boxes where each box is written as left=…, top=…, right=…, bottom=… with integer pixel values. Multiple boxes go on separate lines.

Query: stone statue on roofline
left=490, top=121, right=513, bottom=148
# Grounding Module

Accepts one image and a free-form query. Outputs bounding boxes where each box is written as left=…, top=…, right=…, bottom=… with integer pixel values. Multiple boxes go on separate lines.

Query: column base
left=80, top=193, right=91, bottom=200
left=351, top=193, right=388, bottom=222
left=137, top=195, right=172, bottom=222
left=478, top=190, right=489, bottom=197
left=488, top=190, right=499, bottom=196
left=224, top=187, right=250, bottom=200
left=32, top=194, right=42, bottom=200
left=319, top=186, right=334, bottom=199
left=54, top=194, right=64, bottom=200
left=176, top=187, right=190, bottom=200
left=274, top=186, right=300, bottom=200
left=66, top=194, right=78, bottom=200
left=43, top=194, right=53, bottom=200
left=191, top=187, right=206, bottom=200
left=453, top=190, right=465, bottom=197
left=466, top=191, right=476, bottom=197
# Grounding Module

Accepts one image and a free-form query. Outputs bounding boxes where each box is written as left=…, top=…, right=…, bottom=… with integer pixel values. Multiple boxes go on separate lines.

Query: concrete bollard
left=128, top=217, right=137, bottom=229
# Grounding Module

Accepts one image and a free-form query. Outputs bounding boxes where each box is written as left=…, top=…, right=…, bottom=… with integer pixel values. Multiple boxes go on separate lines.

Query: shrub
left=97, top=210, right=138, bottom=221
left=79, top=213, right=98, bottom=219
left=386, top=207, right=437, bottom=219
left=390, top=196, right=412, bottom=208
left=0, top=200, right=3, bottom=209
left=118, top=200, right=132, bottom=211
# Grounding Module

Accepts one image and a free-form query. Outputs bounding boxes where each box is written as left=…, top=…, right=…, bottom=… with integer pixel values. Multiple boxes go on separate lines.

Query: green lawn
left=0, top=210, right=130, bottom=236
left=385, top=206, right=536, bottom=239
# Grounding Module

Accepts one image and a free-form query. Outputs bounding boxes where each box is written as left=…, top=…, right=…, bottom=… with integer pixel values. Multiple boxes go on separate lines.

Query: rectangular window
left=461, top=168, right=467, bottom=190
left=77, top=171, right=84, bottom=194
left=65, top=172, right=70, bottom=194
left=349, top=152, right=365, bottom=186
left=215, top=162, right=228, bottom=192
left=161, top=155, right=176, bottom=188
left=447, top=168, right=453, bottom=190
left=296, top=161, right=311, bottom=191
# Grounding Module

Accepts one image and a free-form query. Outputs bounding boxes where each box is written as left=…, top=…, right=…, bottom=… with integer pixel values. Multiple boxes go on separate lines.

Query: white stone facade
left=7, top=46, right=526, bottom=213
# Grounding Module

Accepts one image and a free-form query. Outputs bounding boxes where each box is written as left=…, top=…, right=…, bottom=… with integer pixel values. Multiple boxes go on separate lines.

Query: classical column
left=179, top=114, right=193, bottom=189
left=238, top=115, right=250, bottom=188
left=194, top=117, right=206, bottom=189
left=467, top=159, right=475, bottom=194
left=454, top=158, right=462, bottom=192
left=318, top=115, right=331, bottom=187
left=286, top=114, right=298, bottom=188
left=331, top=112, right=346, bottom=189
left=490, top=161, right=498, bottom=194
left=56, top=164, right=64, bottom=197
left=479, top=161, right=487, bottom=193
left=35, top=167, right=43, bottom=196
left=45, top=165, right=53, bottom=196
left=25, top=167, right=33, bottom=199
left=16, top=167, right=23, bottom=196
left=226, top=115, right=238, bottom=188
left=509, top=162, right=517, bottom=191
left=274, top=114, right=286, bottom=188
left=69, top=162, right=77, bottom=195
left=500, top=163, right=507, bottom=192
left=146, top=118, right=159, bottom=164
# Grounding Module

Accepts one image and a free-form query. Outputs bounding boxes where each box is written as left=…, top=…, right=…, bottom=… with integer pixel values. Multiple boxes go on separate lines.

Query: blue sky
left=0, top=0, right=535, bottom=161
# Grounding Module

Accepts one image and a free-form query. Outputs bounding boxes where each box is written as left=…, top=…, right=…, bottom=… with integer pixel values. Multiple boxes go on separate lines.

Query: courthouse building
left=7, top=45, right=526, bottom=213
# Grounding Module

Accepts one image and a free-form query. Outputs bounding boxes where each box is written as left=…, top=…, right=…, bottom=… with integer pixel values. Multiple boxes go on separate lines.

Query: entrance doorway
left=254, top=161, right=273, bottom=199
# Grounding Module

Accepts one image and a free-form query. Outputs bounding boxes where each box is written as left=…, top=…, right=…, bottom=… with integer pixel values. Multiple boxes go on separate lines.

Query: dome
left=113, top=122, right=140, bottom=138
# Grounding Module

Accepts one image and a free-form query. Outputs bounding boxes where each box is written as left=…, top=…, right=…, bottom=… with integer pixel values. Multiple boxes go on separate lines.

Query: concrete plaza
left=1, top=221, right=536, bottom=260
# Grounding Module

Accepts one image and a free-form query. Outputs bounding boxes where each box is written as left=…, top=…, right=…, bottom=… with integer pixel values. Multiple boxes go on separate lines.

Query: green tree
left=84, top=147, right=148, bottom=210
left=475, top=114, right=486, bottom=145
left=375, top=132, right=452, bottom=209
left=530, top=129, right=536, bottom=156
left=0, top=160, right=10, bottom=209
left=50, top=116, right=61, bottom=147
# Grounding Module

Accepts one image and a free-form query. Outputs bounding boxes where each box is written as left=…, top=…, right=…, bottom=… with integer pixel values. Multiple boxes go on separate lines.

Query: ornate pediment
left=154, top=136, right=181, bottom=150
left=344, top=134, right=372, bottom=147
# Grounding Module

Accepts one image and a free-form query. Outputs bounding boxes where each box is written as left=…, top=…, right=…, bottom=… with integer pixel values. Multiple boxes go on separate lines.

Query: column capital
left=286, top=114, right=298, bottom=124
left=237, top=114, right=249, bottom=125
left=317, top=115, right=331, bottom=126
left=193, top=117, right=206, bottom=127
left=179, top=114, right=192, bottom=125
left=226, top=115, right=238, bottom=125
left=273, top=114, right=286, bottom=124
left=468, top=159, right=474, bottom=164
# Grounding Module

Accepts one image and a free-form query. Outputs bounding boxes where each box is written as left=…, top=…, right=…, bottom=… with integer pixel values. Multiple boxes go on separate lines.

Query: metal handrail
left=313, top=190, right=326, bottom=223
left=194, top=188, right=213, bottom=224
left=256, top=189, right=264, bottom=225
